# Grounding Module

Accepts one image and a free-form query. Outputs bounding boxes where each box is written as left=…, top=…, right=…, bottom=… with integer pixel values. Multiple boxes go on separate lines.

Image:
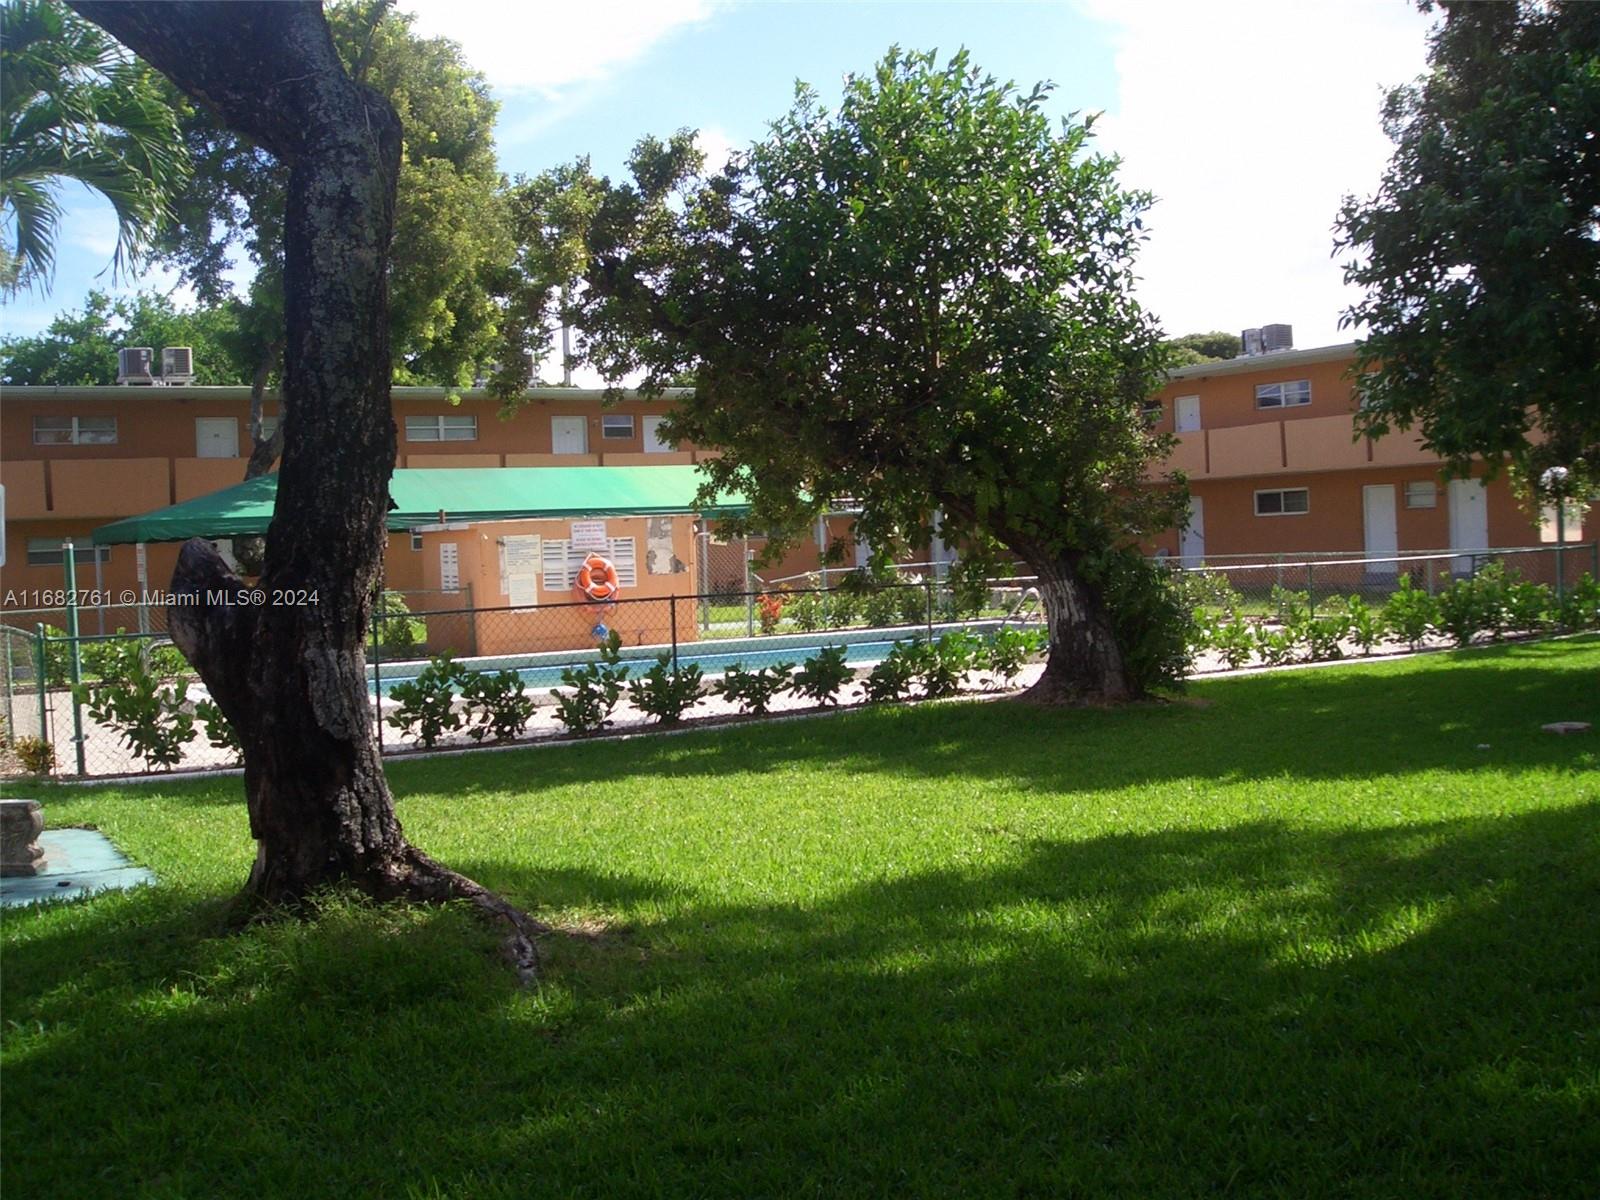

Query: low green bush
left=862, top=640, right=921, bottom=703
left=462, top=669, right=536, bottom=742
left=792, top=645, right=851, bottom=706
left=715, top=662, right=795, bottom=715
left=73, top=656, right=196, bottom=771
left=193, top=699, right=242, bottom=757
left=1345, top=596, right=1382, bottom=656
left=371, top=591, right=427, bottom=655
left=1382, top=575, right=1437, bottom=651
left=629, top=656, right=706, bottom=725
left=982, top=626, right=1046, bottom=686
left=1557, top=573, right=1600, bottom=629
left=386, top=654, right=470, bottom=748
left=13, top=735, right=55, bottom=775
left=551, top=633, right=630, bottom=736
left=1210, top=614, right=1256, bottom=670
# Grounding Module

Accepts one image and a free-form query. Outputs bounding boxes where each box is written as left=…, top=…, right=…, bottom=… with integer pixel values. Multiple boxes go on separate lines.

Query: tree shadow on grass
left=4, top=800, right=1597, bottom=1198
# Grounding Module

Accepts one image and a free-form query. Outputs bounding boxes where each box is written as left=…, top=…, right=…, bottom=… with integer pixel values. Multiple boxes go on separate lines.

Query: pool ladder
left=1000, top=586, right=1042, bottom=629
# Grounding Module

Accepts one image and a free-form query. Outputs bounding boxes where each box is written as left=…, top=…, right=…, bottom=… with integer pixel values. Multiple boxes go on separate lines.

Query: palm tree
left=0, top=0, right=189, bottom=293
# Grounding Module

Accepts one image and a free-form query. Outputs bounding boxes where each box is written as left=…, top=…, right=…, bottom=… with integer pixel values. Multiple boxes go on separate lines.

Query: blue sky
left=2, top=0, right=1436, bottom=365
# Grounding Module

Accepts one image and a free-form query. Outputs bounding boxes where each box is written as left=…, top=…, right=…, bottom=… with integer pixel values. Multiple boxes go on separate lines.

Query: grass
left=4, top=637, right=1598, bottom=1198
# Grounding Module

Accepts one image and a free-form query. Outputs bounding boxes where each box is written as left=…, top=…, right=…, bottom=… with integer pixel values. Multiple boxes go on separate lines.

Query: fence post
left=744, top=538, right=755, bottom=637
left=371, top=591, right=384, bottom=755
left=34, top=624, right=48, bottom=751
left=1425, top=558, right=1435, bottom=596
left=1554, top=543, right=1566, bottom=616
left=62, top=542, right=87, bottom=776
left=925, top=574, right=935, bottom=638
left=1306, top=562, right=1316, bottom=618
left=670, top=594, right=679, bottom=671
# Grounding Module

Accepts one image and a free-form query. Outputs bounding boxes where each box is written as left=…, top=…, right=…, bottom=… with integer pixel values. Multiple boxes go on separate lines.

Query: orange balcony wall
left=49, top=458, right=170, bottom=518
left=1368, top=428, right=1435, bottom=468
left=1207, top=423, right=1284, bottom=478
left=404, top=453, right=503, bottom=469
left=1165, top=432, right=1206, bottom=477
left=504, top=453, right=600, bottom=468
left=1283, top=415, right=1369, bottom=473
left=599, top=451, right=695, bottom=467
left=174, top=456, right=248, bottom=502
left=0, top=461, right=48, bottom=517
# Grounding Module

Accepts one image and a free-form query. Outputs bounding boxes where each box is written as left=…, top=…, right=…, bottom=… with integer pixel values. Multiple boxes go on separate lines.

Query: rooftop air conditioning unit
left=1260, top=324, right=1293, bottom=352
left=161, top=346, right=194, bottom=384
left=1241, top=328, right=1264, bottom=357
left=117, top=346, right=156, bottom=384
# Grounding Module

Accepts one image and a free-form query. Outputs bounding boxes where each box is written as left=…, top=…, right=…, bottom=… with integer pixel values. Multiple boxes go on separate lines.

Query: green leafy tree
left=152, top=0, right=512, bottom=476
left=1164, top=331, right=1240, bottom=366
left=0, top=0, right=189, bottom=293
left=0, top=288, right=255, bottom=383
left=1335, top=1, right=1600, bottom=498
left=527, top=49, right=1186, bottom=702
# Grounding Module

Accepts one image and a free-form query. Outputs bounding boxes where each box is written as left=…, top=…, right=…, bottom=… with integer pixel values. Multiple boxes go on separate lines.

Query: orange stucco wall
left=1151, top=356, right=1362, bottom=433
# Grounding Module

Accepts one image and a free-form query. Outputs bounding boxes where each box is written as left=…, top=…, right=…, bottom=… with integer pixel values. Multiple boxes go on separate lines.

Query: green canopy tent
left=93, top=466, right=749, bottom=545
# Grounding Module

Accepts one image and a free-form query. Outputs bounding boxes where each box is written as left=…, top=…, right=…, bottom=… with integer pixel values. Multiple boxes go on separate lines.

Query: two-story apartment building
left=1143, top=340, right=1594, bottom=562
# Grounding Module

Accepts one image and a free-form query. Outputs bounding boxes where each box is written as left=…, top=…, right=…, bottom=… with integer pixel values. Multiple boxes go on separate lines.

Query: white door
left=1175, top=395, right=1202, bottom=433
left=195, top=418, right=239, bottom=458
left=551, top=415, right=586, bottom=454
left=1448, top=478, right=1489, bottom=573
left=642, top=415, right=673, bottom=453
left=1179, top=495, right=1205, bottom=564
left=1362, top=485, right=1398, bottom=558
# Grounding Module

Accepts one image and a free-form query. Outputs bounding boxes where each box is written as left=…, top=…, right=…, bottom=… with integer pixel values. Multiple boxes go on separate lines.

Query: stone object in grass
left=1541, top=721, right=1591, bottom=735
left=0, top=799, right=45, bottom=877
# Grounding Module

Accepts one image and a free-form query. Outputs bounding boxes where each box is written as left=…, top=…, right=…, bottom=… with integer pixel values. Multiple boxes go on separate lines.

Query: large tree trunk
left=72, top=1, right=541, bottom=978
left=1021, top=555, right=1135, bottom=705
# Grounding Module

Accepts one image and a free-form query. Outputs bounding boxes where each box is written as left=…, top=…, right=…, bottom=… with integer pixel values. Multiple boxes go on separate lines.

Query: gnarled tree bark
left=71, top=1, right=541, bottom=978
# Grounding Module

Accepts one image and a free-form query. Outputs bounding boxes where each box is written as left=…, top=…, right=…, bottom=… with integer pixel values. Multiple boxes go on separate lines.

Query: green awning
left=93, top=466, right=747, bottom=545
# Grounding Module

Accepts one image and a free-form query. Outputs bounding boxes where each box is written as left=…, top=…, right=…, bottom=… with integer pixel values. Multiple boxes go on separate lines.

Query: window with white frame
left=404, top=414, right=477, bottom=442
left=33, top=415, right=117, bottom=445
left=26, top=539, right=111, bottom=567
left=600, top=414, right=635, bottom=440
left=410, top=530, right=424, bottom=551
left=540, top=537, right=638, bottom=590
left=1254, top=488, right=1310, bottom=516
left=1254, top=380, right=1311, bottom=410
left=257, top=415, right=280, bottom=441
left=1404, top=480, right=1437, bottom=509
left=1540, top=501, right=1588, bottom=543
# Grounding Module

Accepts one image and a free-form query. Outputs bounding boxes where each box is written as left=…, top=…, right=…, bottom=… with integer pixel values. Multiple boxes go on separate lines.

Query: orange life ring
left=576, top=553, right=621, bottom=603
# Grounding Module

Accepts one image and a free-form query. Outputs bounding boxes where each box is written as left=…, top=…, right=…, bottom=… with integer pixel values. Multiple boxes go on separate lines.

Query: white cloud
left=396, top=0, right=720, bottom=98
left=694, top=126, right=738, bottom=175
left=1076, top=0, right=1435, bottom=348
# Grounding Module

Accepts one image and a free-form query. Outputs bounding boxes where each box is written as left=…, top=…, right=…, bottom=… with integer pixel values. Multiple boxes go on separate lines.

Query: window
left=1404, top=480, right=1437, bottom=509
left=404, top=414, right=477, bottom=442
left=1540, top=501, right=1588, bottom=543
left=410, top=531, right=424, bottom=551
left=601, top=414, right=635, bottom=440
left=33, top=415, right=117, bottom=445
left=1140, top=401, right=1163, bottom=426
left=27, top=539, right=111, bottom=567
left=1254, top=488, right=1310, bottom=516
left=258, top=415, right=280, bottom=441
left=1254, top=380, right=1311, bottom=409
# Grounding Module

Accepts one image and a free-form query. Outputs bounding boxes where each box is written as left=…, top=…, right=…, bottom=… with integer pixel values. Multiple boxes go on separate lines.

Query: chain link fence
left=4, top=543, right=1593, bottom=781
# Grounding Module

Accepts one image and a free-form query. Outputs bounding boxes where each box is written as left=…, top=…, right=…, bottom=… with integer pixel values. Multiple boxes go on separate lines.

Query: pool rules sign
left=500, top=535, right=542, bottom=608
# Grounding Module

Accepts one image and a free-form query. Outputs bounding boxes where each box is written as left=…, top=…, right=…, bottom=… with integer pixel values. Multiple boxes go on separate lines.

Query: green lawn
left=4, top=638, right=1598, bottom=1198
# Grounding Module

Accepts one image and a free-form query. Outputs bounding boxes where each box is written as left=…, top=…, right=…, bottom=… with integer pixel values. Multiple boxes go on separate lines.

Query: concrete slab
left=0, top=828, right=155, bottom=908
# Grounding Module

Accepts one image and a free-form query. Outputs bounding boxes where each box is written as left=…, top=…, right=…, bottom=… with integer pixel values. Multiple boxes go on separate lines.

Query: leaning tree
left=69, top=0, right=540, bottom=975
left=519, top=50, right=1189, bottom=703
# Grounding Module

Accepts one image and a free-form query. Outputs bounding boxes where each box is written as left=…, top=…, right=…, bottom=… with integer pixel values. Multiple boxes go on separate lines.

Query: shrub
left=371, top=590, right=426, bottom=654
left=193, top=699, right=242, bottom=757
left=74, top=659, right=197, bottom=771
left=790, top=591, right=824, bottom=632
left=551, top=632, right=631, bottom=736
left=1269, top=585, right=1309, bottom=625
left=941, top=556, right=994, bottom=620
left=897, top=583, right=928, bottom=626
left=1210, top=615, right=1256, bottom=670
left=1434, top=576, right=1491, bottom=647
left=14, top=735, right=55, bottom=775
left=715, top=662, right=795, bottom=715
left=823, top=590, right=858, bottom=630
left=756, top=591, right=786, bottom=635
left=792, top=645, right=851, bottom=706
left=862, top=640, right=921, bottom=703
left=1503, top=578, right=1554, bottom=634
left=1345, top=596, right=1382, bottom=656
left=982, top=626, right=1046, bottom=686
left=1557, top=572, right=1600, bottom=630
left=861, top=586, right=903, bottom=629
left=921, top=630, right=980, bottom=697
left=386, top=653, right=470, bottom=748
left=148, top=642, right=190, bottom=678
left=1254, top=625, right=1298, bottom=667
left=1382, top=575, right=1438, bottom=651
left=1082, top=549, right=1194, bottom=693
left=462, top=669, right=536, bottom=742
left=1304, top=611, right=1350, bottom=662
left=629, top=656, right=706, bottom=725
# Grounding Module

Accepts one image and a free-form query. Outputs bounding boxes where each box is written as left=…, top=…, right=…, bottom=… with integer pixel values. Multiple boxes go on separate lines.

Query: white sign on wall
left=439, top=542, right=460, bottom=591
left=500, top=534, right=543, bottom=608
left=570, top=520, right=608, bottom=551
